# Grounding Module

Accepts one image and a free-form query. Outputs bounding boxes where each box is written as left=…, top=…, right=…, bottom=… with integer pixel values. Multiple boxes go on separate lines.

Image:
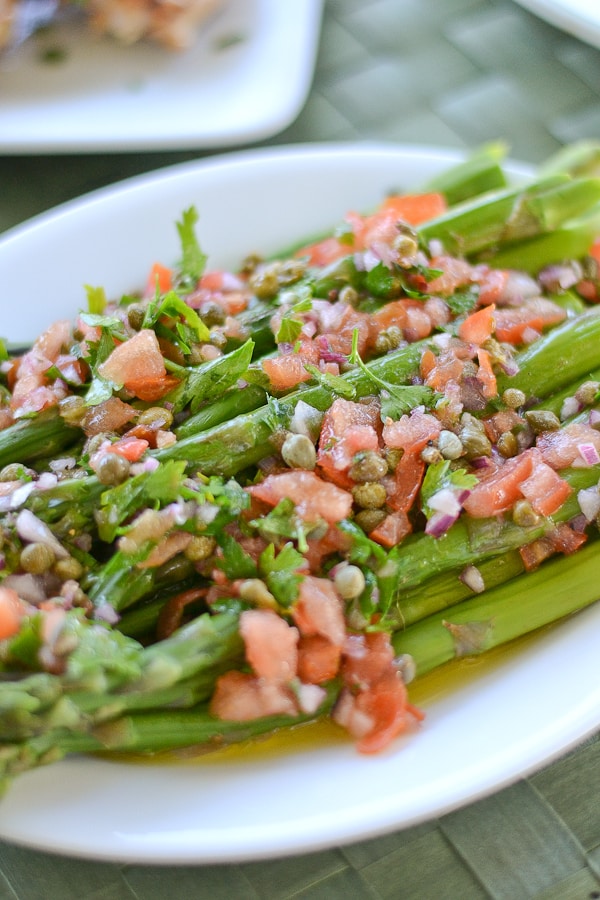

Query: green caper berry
left=59, top=394, right=86, bottom=426
left=352, top=481, right=387, bottom=509
left=127, top=304, right=146, bottom=331
left=497, top=431, right=519, bottom=458
left=199, top=302, right=226, bottom=327
left=333, top=564, right=366, bottom=600
left=278, top=259, right=307, bottom=285
left=338, top=285, right=359, bottom=306
left=138, top=406, right=173, bottom=429
left=524, top=409, right=561, bottom=433
left=354, top=508, right=387, bottom=533
left=575, top=380, right=600, bottom=406
left=513, top=499, right=540, bottom=527
left=385, top=448, right=403, bottom=473
left=349, top=450, right=388, bottom=483
left=459, top=425, right=492, bottom=459
left=53, top=556, right=84, bottom=581
left=184, top=535, right=217, bottom=562
left=438, top=430, right=463, bottom=460
left=239, top=253, right=263, bottom=275
left=502, top=388, right=526, bottom=409
left=393, top=233, right=418, bottom=258
left=95, top=453, right=131, bottom=486
left=281, top=433, right=317, bottom=470
left=249, top=265, right=280, bottom=299
left=238, top=578, right=277, bottom=609
left=209, top=330, right=228, bottom=350
left=421, top=445, right=443, bottom=465
left=85, top=433, right=111, bottom=456
left=20, top=542, right=56, bottom=574
left=374, top=325, right=404, bottom=355
left=0, top=463, right=34, bottom=482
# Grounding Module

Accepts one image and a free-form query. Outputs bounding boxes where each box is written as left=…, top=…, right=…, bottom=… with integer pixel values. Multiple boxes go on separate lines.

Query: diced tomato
left=145, top=262, right=173, bottom=296
left=458, top=304, right=496, bottom=345
left=537, top=423, right=600, bottom=469
left=476, top=348, right=497, bottom=399
left=126, top=374, right=181, bottom=402
left=427, top=256, right=473, bottom=296
left=354, top=677, right=411, bottom=754
left=82, top=396, right=136, bottom=437
left=210, top=671, right=297, bottom=720
left=494, top=298, right=566, bottom=344
left=369, top=510, right=412, bottom=548
left=354, top=193, right=447, bottom=249
left=462, top=449, right=536, bottom=517
left=475, top=267, right=510, bottom=306
left=107, top=435, right=149, bottom=462
left=262, top=341, right=319, bottom=391
left=240, top=609, right=299, bottom=682
left=98, top=328, right=167, bottom=395
left=382, top=408, right=441, bottom=452
left=387, top=451, right=424, bottom=514
left=297, top=634, right=341, bottom=683
left=248, top=470, right=353, bottom=524
left=320, top=305, right=372, bottom=357
left=483, top=408, right=525, bottom=443
left=295, top=236, right=349, bottom=267
left=317, top=398, right=381, bottom=487
left=519, top=461, right=572, bottom=516
left=292, top=575, right=346, bottom=647
left=0, top=586, right=27, bottom=640
left=370, top=299, right=433, bottom=345
left=137, top=531, right=192, bottom=569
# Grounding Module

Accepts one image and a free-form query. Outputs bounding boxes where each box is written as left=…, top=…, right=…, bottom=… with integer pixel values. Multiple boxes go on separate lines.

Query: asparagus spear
left=421, top=141, right=509, bottom=205
left=393, top=536, right=600, bottom=677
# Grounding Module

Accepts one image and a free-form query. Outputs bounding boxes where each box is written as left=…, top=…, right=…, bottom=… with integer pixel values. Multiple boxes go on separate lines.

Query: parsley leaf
left=420, top=459, right=478, bottom=520
left=176, top=207, right=207, bottom=285
left=348, top=329, right=433, bottom=420
left=259, top=542, right=305, bottom=607
left=304, top=364, right=356, bottom=400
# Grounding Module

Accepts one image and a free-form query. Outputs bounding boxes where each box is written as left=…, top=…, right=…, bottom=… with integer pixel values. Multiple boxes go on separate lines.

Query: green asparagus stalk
left=0, top=408, right=80, bottom=469
left=418, top=175, right=600, bottom=257
left=538, top=140, right=600, bottom=179
left=421, top=141, right=509, bottom=205
left=0, top=684, right=338, bottom=793
left=393, top=536, right=600, bottom=677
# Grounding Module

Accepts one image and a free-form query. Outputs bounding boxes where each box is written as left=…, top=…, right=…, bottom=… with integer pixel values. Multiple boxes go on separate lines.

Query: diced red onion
left=538, top=262, right=582, bottom=293
left=297, top=682, right=327, bottom=714
left=498, top=272, right=539, bottom=305
left=590, top=409, right=600, bottom=429
left=94, top=600, right=120, bottom=624
left=577, top=442, right=600, bottom=466
left=290, top=400, right=323, bottom=439
left=16, top=509, right=69, bottom=558
left=577, top=485, right=600, bottom=521
left=459, top=564, right=485, bottom=593
left=561, top=396, right=581, bottom=420
left=471, top=456, right=493, bottom=470
left=3, top=573, right=47, bottom=603
left=369, top=240, right=397, bottom=268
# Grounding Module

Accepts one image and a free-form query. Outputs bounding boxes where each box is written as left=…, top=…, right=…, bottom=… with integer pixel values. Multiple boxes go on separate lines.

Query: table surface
left=2, top=1, right=600, bottom=897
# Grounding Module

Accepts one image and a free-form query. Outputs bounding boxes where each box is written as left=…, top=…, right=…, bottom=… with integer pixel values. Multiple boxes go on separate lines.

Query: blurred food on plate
left=0, top=0, right=227, bottom=51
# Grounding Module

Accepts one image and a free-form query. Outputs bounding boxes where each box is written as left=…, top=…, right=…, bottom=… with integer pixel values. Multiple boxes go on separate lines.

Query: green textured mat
left=2, top=0, right=600, bottom=896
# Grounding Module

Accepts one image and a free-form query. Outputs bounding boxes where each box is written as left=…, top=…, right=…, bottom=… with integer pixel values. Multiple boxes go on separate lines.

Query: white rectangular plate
left=0, top=0, right=323, bottom=152
left=513, top=0, right=600, bottom=48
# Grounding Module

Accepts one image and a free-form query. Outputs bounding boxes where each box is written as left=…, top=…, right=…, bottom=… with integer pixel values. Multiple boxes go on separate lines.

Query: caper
left=333, top=564, right=366, bottom=600
left=575, top=380, right=600, bottom=406
left=524, top=409, right=561, bottom=433
left=497, top=431, right=518, bottom=458
left=513, top=499, right=540, bottom=527
left=58, top=394, right=86, bottom=426
left=438, top=430, right=463, bottom=460
left=95, top=452, right=131, bottom=486
left=281, top=433, right=317, bottom=470
left=349, top=450, right=388, bottom=483
left=393, top=232, right=418, bottom=259
left=184, top=535, right=217, bottom=562
left=20, top=542, right=56, bottom=574
left=338, top=285, right=359, bottom=306
left=238, top=578, right=277, bottom=609
left=199, top=302, right=226, bottom=327
left=278, top=259, right=307, bottom=285
left=127, top=304, right=146, bottom=331
left=421, top=445, right=443, bottom=465
left=53, top=557, right=84, bottom=581
left=459, top=414, right=492, bottom=459
left=385, top=448, right=403, bottom=473
left=374, top=326, right=404, bottom=354
left=249, top=264, right=281, bottom=299
left=354, top=508, right=386, bottom=533
left=138, top=406, right=173, bottom=429
left=0, top=463, right=35, bottom=482
left=209, top=330, right=228, bottom=350
left=502, top=388, right=526, bottom=410
left=352, top=481, right=387, bottom=509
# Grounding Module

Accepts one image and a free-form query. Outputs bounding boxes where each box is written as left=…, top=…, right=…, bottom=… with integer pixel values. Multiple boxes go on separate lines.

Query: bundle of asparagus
left=2, top=140, right=600, bottom=794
